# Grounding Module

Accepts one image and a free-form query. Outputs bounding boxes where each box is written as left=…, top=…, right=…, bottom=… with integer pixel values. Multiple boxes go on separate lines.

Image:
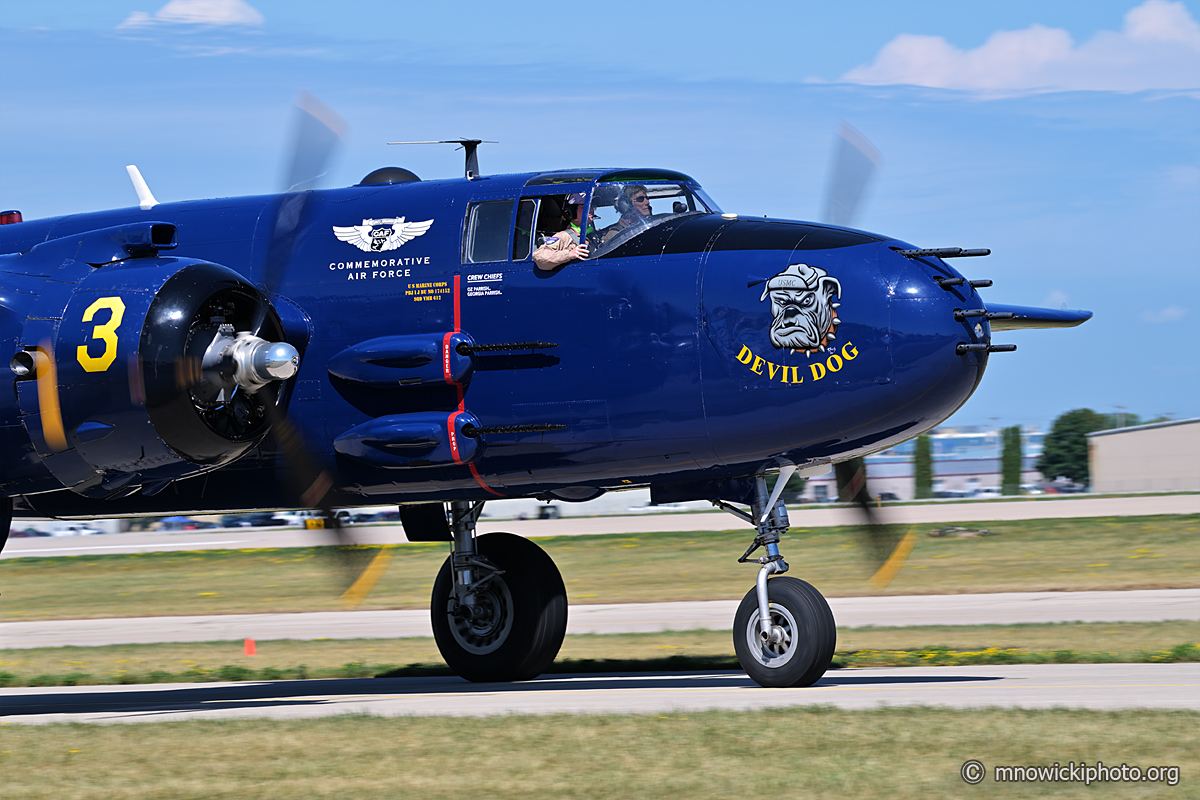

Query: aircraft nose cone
left=884, top=246, right=989, bottom=415
left=257, top=342, right=300, bottom=381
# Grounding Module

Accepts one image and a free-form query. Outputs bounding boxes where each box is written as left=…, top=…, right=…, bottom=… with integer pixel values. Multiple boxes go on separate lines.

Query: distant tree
left=1037, top=408, right=1108, bottom=485
left=914, top=435, right=933, bottom=499
left=1001, top=425, right=1023, bottom=495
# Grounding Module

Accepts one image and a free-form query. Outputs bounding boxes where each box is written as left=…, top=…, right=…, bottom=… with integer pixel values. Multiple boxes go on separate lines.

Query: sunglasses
left=632, top=195, right=648, bottom=203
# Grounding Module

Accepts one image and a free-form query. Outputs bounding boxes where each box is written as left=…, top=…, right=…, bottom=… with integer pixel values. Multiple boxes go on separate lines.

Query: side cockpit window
left=512, top=198, right=537, bottom=261
left=463, top=199, right=514, bottom=263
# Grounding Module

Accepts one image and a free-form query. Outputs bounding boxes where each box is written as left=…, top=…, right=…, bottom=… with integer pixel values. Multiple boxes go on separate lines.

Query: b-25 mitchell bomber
left=0, top=108, right=1091, bottom=688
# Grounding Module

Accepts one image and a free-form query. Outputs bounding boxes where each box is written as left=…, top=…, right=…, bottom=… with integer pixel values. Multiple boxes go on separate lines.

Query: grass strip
left=3, top=708, right=1196, bottom=799
left=2, top=514, right=1197, bottom=620
left=2, top=620, right=1195, bottom=687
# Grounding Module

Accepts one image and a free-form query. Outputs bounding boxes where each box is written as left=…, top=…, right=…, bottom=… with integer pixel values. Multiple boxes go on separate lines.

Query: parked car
left=222, top=513, right=288, bottom=528
left=877, top=492, right=900, bottom=502
left=274, top=510, right=328, bottom=526
left=624, top=503, right=687, bottom=514
left=158, top=516, right=217, bottom=531
left=329, top=510, right=379, bottom=524
left=47, top=523, right=103, bottom=536
left=517, top=505, right=563, bottom=520
left=8, top=527, right=50, bottom=538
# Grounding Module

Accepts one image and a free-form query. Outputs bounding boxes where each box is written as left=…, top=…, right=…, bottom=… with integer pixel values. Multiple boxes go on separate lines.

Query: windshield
left=587, top=182, right=719, bottom=256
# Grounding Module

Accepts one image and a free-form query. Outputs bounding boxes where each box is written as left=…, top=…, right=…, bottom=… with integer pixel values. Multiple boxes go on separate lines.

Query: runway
left=5, top=589, right=1197, bottom=648
left=4, top=496, right=1195, bottom=724
left=3, top=664, right=1197, bottom=724
left=5, top=494, right=1196, bottom=558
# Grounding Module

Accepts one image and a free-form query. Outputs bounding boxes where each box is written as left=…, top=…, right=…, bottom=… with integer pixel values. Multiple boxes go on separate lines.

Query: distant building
left=1088, top=418, right=1200, bottom=493
left=799, top=426, right=1045, bottom=501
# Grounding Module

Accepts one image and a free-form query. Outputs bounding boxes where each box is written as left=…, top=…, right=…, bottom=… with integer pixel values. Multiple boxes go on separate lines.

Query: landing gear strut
left=715, top=472, right=836, bottom=687
left=430, top=500, right=567, bottom=682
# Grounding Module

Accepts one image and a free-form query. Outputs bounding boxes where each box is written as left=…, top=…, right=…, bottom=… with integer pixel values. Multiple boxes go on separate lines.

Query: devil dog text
left=736, top=341, right=859, bottom=383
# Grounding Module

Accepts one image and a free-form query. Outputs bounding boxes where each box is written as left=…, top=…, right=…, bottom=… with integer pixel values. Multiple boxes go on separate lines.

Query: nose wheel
left=733, top=576, right=835, bottom=687
left=714, top=469, right=837, bottom=687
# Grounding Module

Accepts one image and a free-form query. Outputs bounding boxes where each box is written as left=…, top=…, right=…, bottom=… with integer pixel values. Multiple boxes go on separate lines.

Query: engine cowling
left=2, top=224, right=300, bottom=498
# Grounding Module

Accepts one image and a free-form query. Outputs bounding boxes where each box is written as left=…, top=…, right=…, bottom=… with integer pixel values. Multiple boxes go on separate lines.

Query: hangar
left=1088, top=418, right=1200, bottom=493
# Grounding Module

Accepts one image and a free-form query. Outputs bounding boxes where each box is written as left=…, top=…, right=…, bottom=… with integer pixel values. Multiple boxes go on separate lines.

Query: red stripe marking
left=470, top=462, right=504, bottom=497
left=453, top=273, right=461, bottom=332
left=442, top=331, right=455, bottom=385
left=447, top=411, right=462, bottom=463
left=452, top=272, right=504, bottom=497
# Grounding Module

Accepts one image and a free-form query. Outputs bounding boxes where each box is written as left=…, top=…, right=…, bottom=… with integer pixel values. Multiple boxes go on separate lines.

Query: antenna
left=387, top=139, right=497, bottom=179
left=126, top=165, right=159, bottom=210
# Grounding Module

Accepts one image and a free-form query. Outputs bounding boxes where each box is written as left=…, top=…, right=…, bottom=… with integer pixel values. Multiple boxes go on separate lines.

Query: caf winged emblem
left=333, top=217, right=434, bottom=252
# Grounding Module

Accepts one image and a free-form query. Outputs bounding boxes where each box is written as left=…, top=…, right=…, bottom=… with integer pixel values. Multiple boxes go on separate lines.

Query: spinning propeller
left=820, top=123, right=916, bottom=589
left=33, top=91, right=388, bottom=604
left=247, top=91, right=391, bottom=604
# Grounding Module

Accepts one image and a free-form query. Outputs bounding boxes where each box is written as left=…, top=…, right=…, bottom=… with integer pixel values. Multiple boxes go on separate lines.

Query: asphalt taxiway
left=4, top=589, right=1197, bottom=648
left=4, top=664, right=1197, bottom=724
left=2, top=495, right=1195, bottom=723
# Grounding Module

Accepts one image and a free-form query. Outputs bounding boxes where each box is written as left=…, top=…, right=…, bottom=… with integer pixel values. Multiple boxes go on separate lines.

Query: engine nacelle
left=5, top=236, right=297, bottom=498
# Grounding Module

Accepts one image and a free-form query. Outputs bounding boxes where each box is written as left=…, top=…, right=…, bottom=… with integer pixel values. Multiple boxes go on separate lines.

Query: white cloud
left=119, top=0, right=264, bottom=29
left=1166, top=164, right=1200, bottom=186
left=841, top=0, right=1200, bottom=93
left=1142, top=306, right=1189, bottom=323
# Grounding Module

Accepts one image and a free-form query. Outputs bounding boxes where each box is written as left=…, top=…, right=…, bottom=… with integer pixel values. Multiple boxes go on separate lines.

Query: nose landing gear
left=715, top=471, right=837, bottom=687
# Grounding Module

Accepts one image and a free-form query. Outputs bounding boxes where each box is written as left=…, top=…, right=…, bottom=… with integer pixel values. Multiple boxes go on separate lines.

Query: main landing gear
left=430, top=500, right=567, bottom=682
left=423, top=476, right=832, bottom=688
left=715, top=472, right=837, bottom=688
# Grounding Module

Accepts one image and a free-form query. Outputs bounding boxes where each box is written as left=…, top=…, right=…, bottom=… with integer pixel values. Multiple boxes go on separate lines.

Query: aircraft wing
left=986, top=304, right=1093, bottom=331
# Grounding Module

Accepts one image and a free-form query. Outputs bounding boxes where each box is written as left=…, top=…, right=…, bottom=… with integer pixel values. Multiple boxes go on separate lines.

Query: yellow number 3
left=76, top=297, right=126, bottom=372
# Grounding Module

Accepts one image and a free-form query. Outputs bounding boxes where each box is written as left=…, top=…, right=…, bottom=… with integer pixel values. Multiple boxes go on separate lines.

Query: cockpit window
left=587, top=182, right=718, bottom=257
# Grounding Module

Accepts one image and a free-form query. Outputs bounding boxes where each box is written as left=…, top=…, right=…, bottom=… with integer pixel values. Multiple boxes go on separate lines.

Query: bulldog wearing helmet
left=760, top=263, right=843, bottom=355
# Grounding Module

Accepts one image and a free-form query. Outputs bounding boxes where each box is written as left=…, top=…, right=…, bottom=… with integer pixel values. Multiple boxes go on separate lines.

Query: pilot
left=533, top=192, right=594, bottom=270
left=601, top=185, right=652, bottom=243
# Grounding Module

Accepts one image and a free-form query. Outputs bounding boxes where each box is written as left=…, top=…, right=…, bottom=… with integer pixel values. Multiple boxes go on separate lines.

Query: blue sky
left=1, top=0, right=1197, bottom=431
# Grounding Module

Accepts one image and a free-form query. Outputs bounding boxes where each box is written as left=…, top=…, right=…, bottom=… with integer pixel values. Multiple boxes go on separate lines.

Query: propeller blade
left=253, top=94, right=383, bottom=601
left=819, top=127, right=901, bottom=585
left=258, top=395, right=388, bottom=604
left=833, top=458, right=913, bottom=589
left=253, top=92, right=347, bottom=335
left=822, top=121, right=881, bottom=228
left=868, top=526, right=918, bottom=590
left=34, top=341, right=67, bottom=453
left=282, top=91, right=348, bottom=194
left=339, top=548, right=394, bottom=607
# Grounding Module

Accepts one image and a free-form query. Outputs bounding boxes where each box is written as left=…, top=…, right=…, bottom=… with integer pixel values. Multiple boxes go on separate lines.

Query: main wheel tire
left=431, top=532, right=567, bottom=682
left=732, top=576, right=836, bottom=688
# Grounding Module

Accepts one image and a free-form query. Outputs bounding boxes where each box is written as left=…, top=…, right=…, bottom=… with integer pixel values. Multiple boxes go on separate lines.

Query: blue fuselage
left=0, top=169, right=990, bottom=515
